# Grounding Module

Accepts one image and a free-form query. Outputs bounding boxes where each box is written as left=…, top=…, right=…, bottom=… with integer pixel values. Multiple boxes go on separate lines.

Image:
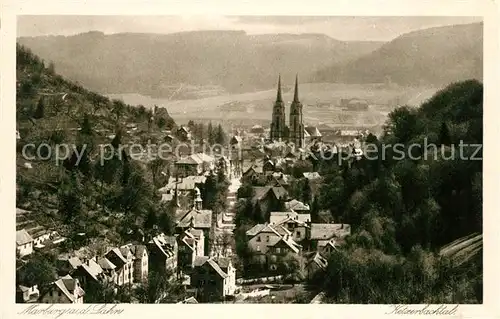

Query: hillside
left=17, top=31, right=383, bottom=98
left=16, top=43, right=176, bottom=247
left=313, top=23, right=483, bottom=86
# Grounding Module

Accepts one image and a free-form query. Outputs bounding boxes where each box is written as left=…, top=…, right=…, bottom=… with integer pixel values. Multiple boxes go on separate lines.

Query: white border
left=1, top=1, right=499, bottom=319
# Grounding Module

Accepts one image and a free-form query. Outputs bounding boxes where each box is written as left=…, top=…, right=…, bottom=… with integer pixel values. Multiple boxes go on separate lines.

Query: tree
left=58, top=172, right=84, bottom=223
left=215, top=124, right=227, bottom=145
left=112, top=99, right=125, bottom=122
left=33, top=98, right=45, bottom=119
left=301, top=178, right=312, bottom=205
left=207, top=122, right=215, bottom=145
left=438, top=121, right=452, bottom=146
left=157, top=117, right=167, bottom=130
left=16, top=252, right=57, bottom=296
left=148, top=158, right=166, bottom=189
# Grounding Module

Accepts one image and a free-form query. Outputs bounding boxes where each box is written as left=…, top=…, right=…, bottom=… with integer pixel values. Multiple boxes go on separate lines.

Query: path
left=209, top=177, right=241, bottom=257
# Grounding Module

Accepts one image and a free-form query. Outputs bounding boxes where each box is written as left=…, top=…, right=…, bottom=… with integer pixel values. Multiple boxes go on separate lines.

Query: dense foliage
left=312, top=80, right=483, bottom=302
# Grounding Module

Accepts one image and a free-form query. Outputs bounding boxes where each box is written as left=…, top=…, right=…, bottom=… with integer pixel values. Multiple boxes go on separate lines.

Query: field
left=108, top=83, right=442, bottom=130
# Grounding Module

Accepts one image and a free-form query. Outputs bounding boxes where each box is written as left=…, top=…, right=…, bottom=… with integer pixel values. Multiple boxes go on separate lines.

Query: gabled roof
left=309, top=252, right=328, bottom=270
left=193, top=256, right=210, bottom=267
left=175, top=157, right=199, bottom=165
left=285, top=199, right=310, bottom=211
left=310, top=223, right=351, bottom=240
left=272, top=236, right=301, bottom=254
left=246, top=223, right=281, bottom=237
left=230, top=136, right=242, bottom=143
left=177, top=296, right=198, bottom=304
left=53, top=275, right=84, bottom=302
left=207, top=259, right=228, bottom=278
left=106, top=248, right=128, bottom=266
left=68, top=257, right=83, bottom=269
left=176, top=208, right=212, bottom=229
left=305, top=126, right=322, bottom=137
left=178, top=126, right=190, bottom=133
left=98, top=257, right=116, bottom=270
left=303, top=172, right=321, bottom=180
left=129, top=244, right=147, bottom=258
left=16, top=229, right=33, bottom=245
left=194, top=257, right=228, bottom=278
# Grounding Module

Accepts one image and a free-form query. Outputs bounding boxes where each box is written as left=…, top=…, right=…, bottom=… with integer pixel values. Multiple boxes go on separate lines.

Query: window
left=256, top=245, right=261, bottom=251
left=296, top=231, right=301, bottom=238
left=276, top=247, right=280, bottom=253
left=266, top=236, right=270, bottom=242
left=256, top=236, right=261, bottom=242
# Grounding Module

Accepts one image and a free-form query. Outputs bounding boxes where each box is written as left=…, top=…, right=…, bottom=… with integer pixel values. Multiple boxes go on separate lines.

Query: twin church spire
left=270, top=74, right=304, bottom=148
left=275, top=74, right=299, bottom=103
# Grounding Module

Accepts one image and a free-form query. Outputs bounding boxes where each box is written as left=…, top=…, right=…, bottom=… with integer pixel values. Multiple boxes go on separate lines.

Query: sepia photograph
left=12, top=13, right=484, bottom=306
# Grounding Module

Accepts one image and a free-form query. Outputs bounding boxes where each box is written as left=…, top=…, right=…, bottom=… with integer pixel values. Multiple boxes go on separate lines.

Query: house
left=177, top=126, right=192, bottom=141
left=230, top=135, right=242, bottom=149
left=305, top=252, right=328, bottom=280
left=269, top=212, right=310, bottom=242
left=16, top=229, right=33, bottom=257
left=176, top=296, right=198, bottom=304
left=177, top=227, right=205, bottom=271
left=190, top=153, right=216, bottom=172
left=73, top=257, right=105, bottom=286
left=40, top=275, right=85, bottom=304
left=262, top=160, right=275, bottom=173
left=174, top=153, right=215, bottom=177
left=175, top=157, right=201, bottom=177
left=241, top=166, right=261, bottom=185
left=284, top=199, right=310, bottom=213
left=251, top=186, right=288, bottom=218
left=268, top=234, right=302, bottom=256
left=56, top=256, right=83, bottom=276
left=310, top=223, right=351, bottom=251
left=191, top=256, right=236, bottom=301
left=245, top=223, right=283, bottom=258
left=148, top=233, right=178, bottom=275
left=303, top=172, right=321, bottom=181
left=164, top=134, right=175, bottom=143
left=304, top=126, right=322, bottom=144
left=97, top=257, right=117, bottom=284
left=128, top=244, right=149, bottom=283
left=271, top=172, right=291, bottom=189
left=16, top=285, right=40, bottom=303
left=250, top=125, right=265, bottom=134
left=105, top=248, right=134, bottom=286
left=175, top=204, right=212, bottom=254
left=340, top=98, right=369, bottom=111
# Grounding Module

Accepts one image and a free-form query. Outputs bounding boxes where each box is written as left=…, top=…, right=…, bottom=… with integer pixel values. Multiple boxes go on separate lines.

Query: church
left=269, top=74, right=306, bottom=148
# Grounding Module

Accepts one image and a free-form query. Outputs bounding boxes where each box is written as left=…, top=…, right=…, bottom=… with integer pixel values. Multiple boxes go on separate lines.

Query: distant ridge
left=312, top=23, right=483, bottom=86
left=17, top=31, right=383, bottom=98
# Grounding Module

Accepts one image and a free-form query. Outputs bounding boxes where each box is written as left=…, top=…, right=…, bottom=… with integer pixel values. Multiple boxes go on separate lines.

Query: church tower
left=270, top=75, right=287, bottom=142
left=289, top=74, right=305, bottom=148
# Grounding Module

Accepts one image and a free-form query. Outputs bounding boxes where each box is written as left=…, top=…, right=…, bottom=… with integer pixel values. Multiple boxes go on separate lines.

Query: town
left=16, top=73, right=365, bottom=304
left=15, top=17, right=483, bottom=305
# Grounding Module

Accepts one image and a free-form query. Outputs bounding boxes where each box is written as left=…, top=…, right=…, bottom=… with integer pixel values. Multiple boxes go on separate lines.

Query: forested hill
left=313, top=23, right=483, bottom=86
left=311, top=79, right=483, bottom=303
left=16, top=43, right=177, bottom=249
left=17, top=31, right=383, bottom=97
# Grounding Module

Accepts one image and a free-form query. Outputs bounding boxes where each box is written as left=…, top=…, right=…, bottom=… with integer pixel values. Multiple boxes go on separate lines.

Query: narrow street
left=209, top=177, right=241, bottom=257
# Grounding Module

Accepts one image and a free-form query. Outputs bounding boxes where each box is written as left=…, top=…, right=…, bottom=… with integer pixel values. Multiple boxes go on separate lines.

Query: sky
left=17, top=16, right=482, bottom=41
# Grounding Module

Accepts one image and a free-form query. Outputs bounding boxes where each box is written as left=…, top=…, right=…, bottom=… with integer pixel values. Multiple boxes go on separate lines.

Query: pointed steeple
left=276, top=74, right=283, bottom=102
left=293, top=74, right=299, bottom=102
